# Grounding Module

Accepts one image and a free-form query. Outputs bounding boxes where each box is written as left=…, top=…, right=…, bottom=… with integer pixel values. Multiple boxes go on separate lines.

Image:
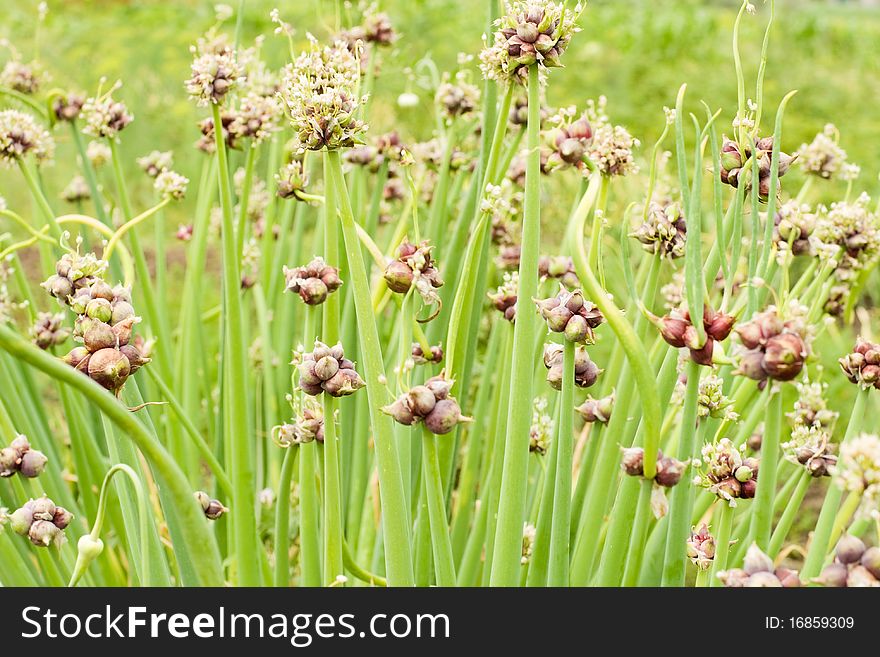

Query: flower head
left=185, top=50, right=243, bottom=106
left=799, top=124, right=847, bottom=180
left=480, top=1, right=580, bottom=85
left=633, top=202, right=686, bottom=259
left=137, top=150, right=173, bottom=178
left=81, top=93, right=133, bottom=139
left=696, top=438, right=758, bottom=506
left=279, top=40, right=367, bottom=151
left=0, top=110, right=54, bottom=166
left=833, top=433, right=880, bottom=516
left=154, top=170, right=189, bottom=201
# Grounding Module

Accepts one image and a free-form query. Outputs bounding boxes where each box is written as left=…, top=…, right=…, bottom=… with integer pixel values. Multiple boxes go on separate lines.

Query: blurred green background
left=1, top=0, right=879, bottom=212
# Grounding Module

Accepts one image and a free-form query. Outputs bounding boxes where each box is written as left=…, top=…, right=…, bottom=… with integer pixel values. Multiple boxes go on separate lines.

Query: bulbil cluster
left=283, top=257, right=343, bottom=305
left=9, top=496, right=72, bottom=548
left=276, top=405, right=325, bottom=445
left=718, top=544, right=801, bottom=587
left=686, top=524, right=716, bottom=571
left=657, top=305, right=735, bottom=366
left=782, top=424, right=837, bottom=478
left=382, top=374, right=471, bottom=435
left=488, top=271, right=518, bottom=322
left=621, top=447, right=686, bottom=487
left=632, top=202, right=687, bottom=259
left=839, top=338, right=880, bottom=389
left=383, top=239, right=444, bottom=309
left=814, top=535, right=880, bottom=587
left=535, top=287, right=604, bottom=343
left=0, top=435, right=48, bottom=479
left=695, top=438, right=759, bottom=506
left=480, top=1, right=580, bottom=84
left=45, top=255, right=149, bottom=394
left=734, top=307, right=809, bottom=385
left=30, top=312, right=70, bottom=350
left=719, top=135, right=796, bottom=202
left=298, top=341, right=365, bottom=398
left=543, top=343, right=601, bottom=390
left=575, top=392, right=614, bottom=424
left=411, top=343, right=444, bottom=365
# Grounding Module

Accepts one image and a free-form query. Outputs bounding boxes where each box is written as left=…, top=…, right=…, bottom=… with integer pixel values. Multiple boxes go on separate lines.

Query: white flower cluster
left=279, top=39, right=367, bottom=151
left=0, top=109, right=54, bottom=166
left=834, top=433, right=880, bottom=515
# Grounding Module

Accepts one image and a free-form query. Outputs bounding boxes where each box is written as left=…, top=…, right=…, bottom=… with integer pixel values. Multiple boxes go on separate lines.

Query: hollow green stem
left=326, top=149, right=414, bottom=586
left=422, top=427, right=456, bottom=586
left=708, top=501, right=734, bottom=587
left=489, top=65, right=542, bottom=587
left=212, top=102, right=260, bottom=586
left=749, top=384, right=782, bottom=551
left=547, top=340, right=575, bottom=586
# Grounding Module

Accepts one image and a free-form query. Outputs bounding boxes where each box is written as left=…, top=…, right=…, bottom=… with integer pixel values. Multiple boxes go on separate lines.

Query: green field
left=2, top=0, right=879, bottom=212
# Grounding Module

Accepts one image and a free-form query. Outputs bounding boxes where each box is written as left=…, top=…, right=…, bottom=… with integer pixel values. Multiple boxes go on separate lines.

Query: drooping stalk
left=0, top=323, right=224, bottom=586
